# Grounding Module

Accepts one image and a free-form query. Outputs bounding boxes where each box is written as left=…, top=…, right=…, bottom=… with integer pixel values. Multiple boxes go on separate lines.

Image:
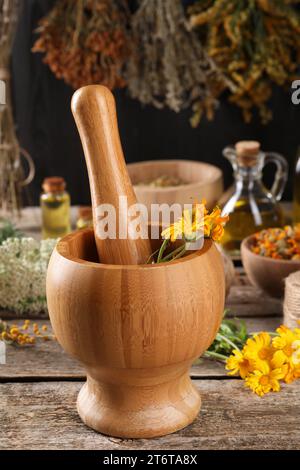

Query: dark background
left=11, top=0, right=300, bottom=206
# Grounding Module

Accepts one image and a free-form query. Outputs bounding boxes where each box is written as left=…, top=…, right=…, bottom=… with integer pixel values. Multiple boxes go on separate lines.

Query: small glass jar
left=40, top=177, right=71, bottom=239
left=76, top=206, right=93, bottom=230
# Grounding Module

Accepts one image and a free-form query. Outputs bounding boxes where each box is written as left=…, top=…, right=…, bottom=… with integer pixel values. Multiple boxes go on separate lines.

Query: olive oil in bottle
left=221, top=141, right=288, bottom=256
left=40, top=177, right=71, bottom=239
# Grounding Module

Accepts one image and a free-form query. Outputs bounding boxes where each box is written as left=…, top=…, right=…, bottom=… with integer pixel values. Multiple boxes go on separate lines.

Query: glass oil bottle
left=221, top=141, right=288, bottom=256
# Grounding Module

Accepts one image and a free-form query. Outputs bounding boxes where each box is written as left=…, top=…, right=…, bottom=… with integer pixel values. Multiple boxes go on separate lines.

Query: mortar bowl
left=46, top=228, right=225, bottom=438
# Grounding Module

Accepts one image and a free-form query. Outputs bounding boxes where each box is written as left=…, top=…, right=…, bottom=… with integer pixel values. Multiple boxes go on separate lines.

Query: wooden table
left=0, top=208, right=299, bottom=450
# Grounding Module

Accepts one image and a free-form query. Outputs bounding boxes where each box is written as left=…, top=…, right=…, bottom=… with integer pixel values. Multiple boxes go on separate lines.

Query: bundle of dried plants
left=0, top=0, right=34, bottom=216
left=126, top=0, right=226, bottom=125
left=32, top=0, right=130, bottom=90
left=189, top=0, right=300, bottom=123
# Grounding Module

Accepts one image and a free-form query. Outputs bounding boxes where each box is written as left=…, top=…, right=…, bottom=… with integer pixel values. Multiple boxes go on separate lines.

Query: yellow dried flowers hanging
left=189, top=0, right=300, bottom=124
left=226, top=325, right=300, bottom=396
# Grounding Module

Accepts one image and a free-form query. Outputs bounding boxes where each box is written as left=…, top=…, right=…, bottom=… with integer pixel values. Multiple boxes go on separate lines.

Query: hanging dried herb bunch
left=0, top=0, right=34, bottom=216
left=32, top=0, right=130, bottom=90
left=126, top=0, right=226, bottom=124
left=189, top=0, right=300, bottom=123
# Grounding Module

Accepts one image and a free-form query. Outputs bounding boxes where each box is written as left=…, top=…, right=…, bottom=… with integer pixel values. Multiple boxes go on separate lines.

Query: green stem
left=171, top=245, right=186, bottom=261
left=203, top=350, right=228, bottom=362
left=157, top=239, right=169, bottom=263
left=250, top=331, right=277, bottom=336
left=146, top=248, right=160, bottom=264
left=216, top=333, right=240, bottom=351
left=160, top=244, right=185, bottom=262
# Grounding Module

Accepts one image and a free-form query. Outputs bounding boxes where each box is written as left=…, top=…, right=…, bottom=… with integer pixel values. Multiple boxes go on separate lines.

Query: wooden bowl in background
left=241, top=235, right=300, bottom=298
left=127, top=160, right=223, bottom=213
left=47, top=227, right=225, bottom=438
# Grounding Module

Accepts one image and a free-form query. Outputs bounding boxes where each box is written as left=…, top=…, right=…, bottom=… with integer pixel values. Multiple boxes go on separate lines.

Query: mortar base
left=77, top=368, right=201, bottom=439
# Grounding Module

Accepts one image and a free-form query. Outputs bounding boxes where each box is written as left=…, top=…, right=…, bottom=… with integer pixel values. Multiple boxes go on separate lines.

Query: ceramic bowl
left=241, top=234, right=300, bottom=298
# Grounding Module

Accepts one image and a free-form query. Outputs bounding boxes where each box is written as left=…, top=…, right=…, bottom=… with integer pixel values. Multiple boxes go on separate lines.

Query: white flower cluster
left=0, top=237, right=57, bottom=315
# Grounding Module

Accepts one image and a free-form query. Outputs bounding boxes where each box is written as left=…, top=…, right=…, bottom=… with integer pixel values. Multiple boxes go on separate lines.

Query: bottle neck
left=234, top=166, right=264, bottom=195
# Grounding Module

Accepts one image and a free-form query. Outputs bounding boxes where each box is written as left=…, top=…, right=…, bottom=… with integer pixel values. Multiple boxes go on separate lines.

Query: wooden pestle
left=71, top=85, right=152, bottom=265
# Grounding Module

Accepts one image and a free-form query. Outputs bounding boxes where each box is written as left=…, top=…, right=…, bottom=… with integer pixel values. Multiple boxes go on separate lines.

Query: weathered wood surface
left=0, top=317, right=281, bottom=380
left=226, top=285, right=282, bottom=317
left=0, top=206, right=293, bottom=450
left=0, top=379, right=299, bottom=450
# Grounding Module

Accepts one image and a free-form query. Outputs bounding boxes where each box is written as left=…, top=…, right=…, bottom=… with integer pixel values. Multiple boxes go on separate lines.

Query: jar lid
left=78, top=206, right=92, bottom=220
left=235, top=141, right=260, bottom=167
left=42, top=177, right=66, bottom=193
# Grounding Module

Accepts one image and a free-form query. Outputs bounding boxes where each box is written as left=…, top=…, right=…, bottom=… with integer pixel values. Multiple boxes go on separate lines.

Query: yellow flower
left=284, top=364, right=300, bottom=384
left=191, top=203, right=205, bottom=235
left=245, top=360, right=287, bottom=397
left=225, top=349, right=254, bottom=378
left=204, top=207, right=229, bottom=242
left=244, top=332, right=274, bottom=363
left=292, top=340, right=300, bottom=365
left=161, top=201, right=229, bottom=244
left=272, top=325, right=300, bottom=364
left=283, top=339, right=300, bottom=383
left=161, top=220, right=182, bottom=242
left=162, top=207, right=205, bottom=242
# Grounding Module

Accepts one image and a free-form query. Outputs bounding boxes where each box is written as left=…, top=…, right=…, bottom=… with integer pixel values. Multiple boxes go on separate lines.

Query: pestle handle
left=71, top=85, right=151, bottom=265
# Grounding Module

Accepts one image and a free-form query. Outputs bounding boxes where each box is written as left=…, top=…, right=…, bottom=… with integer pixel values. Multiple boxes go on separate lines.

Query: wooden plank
left=0, top=317, right=282, bottom=380
left=0, top=379, right=299, bottom=450
left=226, top=285, right=282, bottom=317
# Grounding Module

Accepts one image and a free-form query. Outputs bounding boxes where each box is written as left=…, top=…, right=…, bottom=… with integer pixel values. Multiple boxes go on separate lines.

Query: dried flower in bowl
left=251, top=225, right=300, bottom=260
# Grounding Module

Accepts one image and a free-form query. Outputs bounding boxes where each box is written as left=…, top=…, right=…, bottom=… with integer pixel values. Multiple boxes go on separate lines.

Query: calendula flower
left=223, top=322, right=300, bottom=396
left=204, top=207, right=229, bottom=242
left=157, top=200, right=229, bottom=263
left=282, top=339, right=300, bottom=384
left=162, top=206, right=205, bottom=242
left=292, top=340, right=300, bottom=365
left=225, top=349, right=254, bottom=379
left=272, top=325, right=300, bottom=364
left=244, top=332, right=274, bottom=363
left=245, top=360, right=287, bottom=397
left=161, top=209, right=193, bottom=242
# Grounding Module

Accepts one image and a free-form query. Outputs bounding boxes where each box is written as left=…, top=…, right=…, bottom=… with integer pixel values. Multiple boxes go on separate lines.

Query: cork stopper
left=42, top=177, right=66, bottom=193
left=235, top=141, right=260, bottom=167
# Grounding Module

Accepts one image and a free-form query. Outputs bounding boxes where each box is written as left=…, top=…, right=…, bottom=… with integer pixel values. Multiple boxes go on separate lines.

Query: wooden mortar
left=47, top=228, right=225, bottom=438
